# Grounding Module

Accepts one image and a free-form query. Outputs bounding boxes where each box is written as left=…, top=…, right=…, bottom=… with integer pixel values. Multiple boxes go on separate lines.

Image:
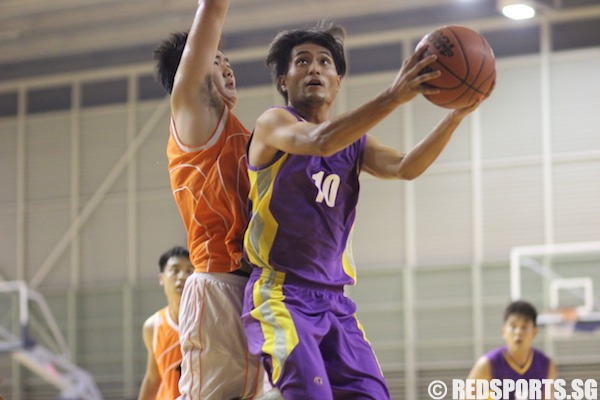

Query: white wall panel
left=480, top=264, right=511, bottom=300
left=0, top=118, right=18, bottom=204
left=80, top=107, right=128, bottom=196
left=415, top=172, right=472, bottom=265
left=346, top=75, right=405, bottom=149
left=553, top=160, right=600, bottom=242
left=481, top=303, right=507, bottom=339
left=481, top=165, right=545, bottom=261
left=347, top=271, right=404, bottom=367
left=76, top=288, right=124, bottom=376
left=481, top=60, right=543, bottom=160
left=551, top=50, right=600, bottom=154
left=25, top=202, right=72, bottom=284
left=415, top=305, right=472, bottom=341
left=80, top=198, right=128, bottom=285
left=25, top=114, right=71, bottom=201
left=235, top=86, right=278, bottom=131
left=136, top=104, right=172, bottom=192
left=0, top=119, right=18, bottom=277
left=415, top=267, right=472, bottom=302
left=0, top=211, right=17, bottom=278
left=354, top=178, right=404, bottom=266
left=348, top=269, right=404, bottom=304
left=137, top=196, right=187, bottom=281
left=416, top=342, right=473, bottom=365
left=414, top=96, right=472, bottom=164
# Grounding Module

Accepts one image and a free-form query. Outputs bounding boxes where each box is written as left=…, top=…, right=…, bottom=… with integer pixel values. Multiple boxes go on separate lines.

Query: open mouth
left=306, top=80, right=323, bottom=87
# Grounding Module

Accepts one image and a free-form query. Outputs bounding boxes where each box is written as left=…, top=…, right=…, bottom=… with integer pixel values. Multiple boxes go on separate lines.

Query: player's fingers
left=414, top=44, right=430, bottom=60
left=415, top=69, right=441, bottom=84
left=406, top=55, right=437, bottom=80
left=420, top=86, right=440, bottom=95
left=403, top=46, right=432, bottom=70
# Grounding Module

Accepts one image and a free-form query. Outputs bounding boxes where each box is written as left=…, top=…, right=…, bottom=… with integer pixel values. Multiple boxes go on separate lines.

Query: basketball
left=416, top=25, right=496, bottom=109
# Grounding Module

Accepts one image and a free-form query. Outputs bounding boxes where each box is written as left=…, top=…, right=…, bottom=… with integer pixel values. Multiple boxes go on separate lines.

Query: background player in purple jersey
left=467, top=300, right=557, bottom=399
left=242, top=24, right=489, bottom=399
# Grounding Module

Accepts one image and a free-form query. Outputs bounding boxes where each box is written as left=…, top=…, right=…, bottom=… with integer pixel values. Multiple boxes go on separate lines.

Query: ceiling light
left=497, top=0, right=541, bottom=20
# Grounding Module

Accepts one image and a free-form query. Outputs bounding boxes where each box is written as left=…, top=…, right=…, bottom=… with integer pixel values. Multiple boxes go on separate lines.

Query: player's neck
left=289, top=102, right=330, bottom=124
left=168, top=302, right=180, bottom=324
left=505, top=346, right=532, bottom=366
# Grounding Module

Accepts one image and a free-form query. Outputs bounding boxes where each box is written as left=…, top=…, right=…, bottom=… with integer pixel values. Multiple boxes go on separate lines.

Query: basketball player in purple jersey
left=467, top=301, right=557, bottom=399
left=242, top=25, right=488, bottom=399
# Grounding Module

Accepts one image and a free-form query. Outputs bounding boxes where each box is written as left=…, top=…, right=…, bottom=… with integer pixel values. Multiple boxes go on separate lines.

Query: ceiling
left=0, top=0, right=467, bottom=66
left=1, top=0, right=599, bottom=78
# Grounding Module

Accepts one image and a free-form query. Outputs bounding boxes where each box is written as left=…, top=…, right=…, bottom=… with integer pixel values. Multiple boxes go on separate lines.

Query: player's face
left=159, top=256, right=194, bottom=301
left=280, top=42, right=341, bottom=107
left=212, top=51, right=238, bottom=110
left=502, top=314, right=538, bottom=351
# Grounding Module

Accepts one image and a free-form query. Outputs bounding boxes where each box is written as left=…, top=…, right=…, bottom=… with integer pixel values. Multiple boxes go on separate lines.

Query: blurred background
left=1, top=0, right=599, bottom=398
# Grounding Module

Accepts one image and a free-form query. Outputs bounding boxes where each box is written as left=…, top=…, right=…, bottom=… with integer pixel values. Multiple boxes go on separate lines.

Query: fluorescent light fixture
left=502, top=3, right=536, bottom=19
left=498, top=0, right=539, bottom=20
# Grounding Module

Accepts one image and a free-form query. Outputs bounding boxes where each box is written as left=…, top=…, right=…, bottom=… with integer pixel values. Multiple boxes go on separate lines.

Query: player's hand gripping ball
left=417, top=25, right=496, bottom=109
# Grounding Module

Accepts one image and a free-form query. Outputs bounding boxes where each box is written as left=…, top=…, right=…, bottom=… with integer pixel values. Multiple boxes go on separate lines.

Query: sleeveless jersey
left=153, top=307, right=182, bottom=400
left=244, top=107, right=366, bottom=287
left=167, top=106, right=250, bottom=273
left=486, top=346, right=551, bottom=400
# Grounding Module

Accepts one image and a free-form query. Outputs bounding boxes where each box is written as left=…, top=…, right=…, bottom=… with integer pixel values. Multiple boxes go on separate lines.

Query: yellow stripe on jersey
left=250, top=269, right=299, bottom=384
left=342, top=224, right=357, bottom=283
left=355, top=315, right=385, bottom=377
left=245, top=154, right=288, bottom=269
left=503, top=349, right=534, bottom=375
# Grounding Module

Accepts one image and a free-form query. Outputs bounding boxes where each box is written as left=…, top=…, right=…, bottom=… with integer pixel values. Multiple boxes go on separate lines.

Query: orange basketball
left=417, top=25, right=496, bottom=109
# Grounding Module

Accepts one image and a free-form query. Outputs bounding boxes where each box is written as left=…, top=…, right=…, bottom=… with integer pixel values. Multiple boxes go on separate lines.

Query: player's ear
left=278, top=76, right=287, bottom=93
left=158, top=273, right=165, bottom=286
left=335, top=75, right=342, bottom=91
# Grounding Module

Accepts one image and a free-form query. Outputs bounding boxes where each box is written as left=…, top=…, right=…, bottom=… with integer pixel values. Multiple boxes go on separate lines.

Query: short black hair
left=266, top=23, right=347, bottom=102
left=504, top=300, right=538, bottom=326
left=153, top=31, right=189, bottom=94
left=158, top=246, right=190, bottom=273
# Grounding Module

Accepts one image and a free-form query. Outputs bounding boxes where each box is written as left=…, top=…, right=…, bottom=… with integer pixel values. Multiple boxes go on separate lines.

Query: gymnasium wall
left=1, top=13, right=599, bottom=400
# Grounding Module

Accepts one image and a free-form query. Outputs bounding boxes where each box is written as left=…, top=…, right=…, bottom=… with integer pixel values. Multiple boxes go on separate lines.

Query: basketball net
left=547, top=308, right=578, bottom=338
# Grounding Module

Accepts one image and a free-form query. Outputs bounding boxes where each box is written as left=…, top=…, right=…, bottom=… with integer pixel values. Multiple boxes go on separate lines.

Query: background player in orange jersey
left=138, top=246, right=194, bottom=400
left=153, top=0, right=265, bottom=398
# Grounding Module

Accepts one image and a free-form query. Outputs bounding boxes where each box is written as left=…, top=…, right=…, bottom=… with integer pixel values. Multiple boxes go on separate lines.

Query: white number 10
left=311, top=171, right=341, bottom=208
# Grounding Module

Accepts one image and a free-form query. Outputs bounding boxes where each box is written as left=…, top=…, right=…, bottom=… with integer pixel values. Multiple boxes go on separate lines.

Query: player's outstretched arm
left=362, top=94, right=483, bottom=180
left=249, top=47, right=440, bottom=167
left=170, top=0, right=230, bottom=147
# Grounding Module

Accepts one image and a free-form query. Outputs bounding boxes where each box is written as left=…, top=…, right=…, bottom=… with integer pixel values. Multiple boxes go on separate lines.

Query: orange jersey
left=153, top=307, right=182, bottom=400
left=167, top=106, right=250, bottom=273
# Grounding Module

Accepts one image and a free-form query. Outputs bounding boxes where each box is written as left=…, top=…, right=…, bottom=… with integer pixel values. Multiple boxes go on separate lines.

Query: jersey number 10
left=312, top=171, right=341, bottom=208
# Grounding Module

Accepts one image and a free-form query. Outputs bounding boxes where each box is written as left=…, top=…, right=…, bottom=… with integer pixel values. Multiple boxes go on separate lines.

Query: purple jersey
left=244, top=106, right=366, bottom=288
left=487, top=346, right=550, bottom=396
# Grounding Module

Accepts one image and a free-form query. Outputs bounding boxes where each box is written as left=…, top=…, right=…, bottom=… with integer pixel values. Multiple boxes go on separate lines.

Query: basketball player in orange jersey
left=139, top=246, right=194, bottom=400
left=153, top=0, right=265, bottom=398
